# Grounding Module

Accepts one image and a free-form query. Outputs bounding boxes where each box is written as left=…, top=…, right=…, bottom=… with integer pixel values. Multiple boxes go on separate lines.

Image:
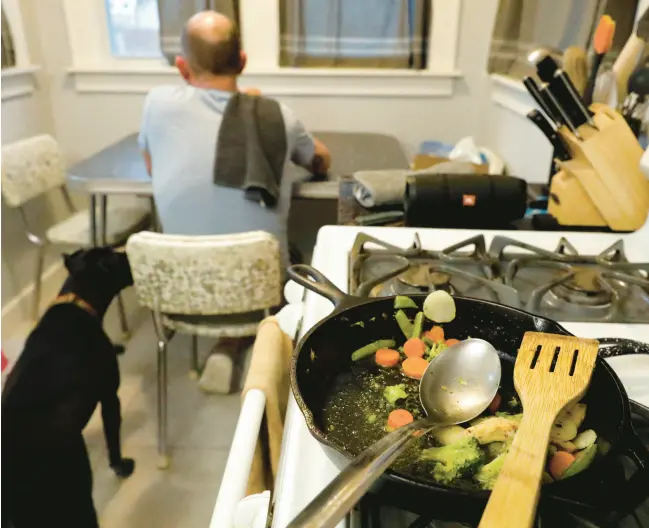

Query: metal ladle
left=287, top=338, right=502, bottom=528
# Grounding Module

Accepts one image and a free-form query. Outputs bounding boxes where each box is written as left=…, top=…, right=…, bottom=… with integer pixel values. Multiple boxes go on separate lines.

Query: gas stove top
left=349, top=233, right=649, bottom=323
left=272, top=225, right=649, bottom=528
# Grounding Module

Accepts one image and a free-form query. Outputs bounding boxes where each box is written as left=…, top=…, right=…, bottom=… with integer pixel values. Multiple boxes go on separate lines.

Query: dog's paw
left=111, top=458, right=135, bottom=478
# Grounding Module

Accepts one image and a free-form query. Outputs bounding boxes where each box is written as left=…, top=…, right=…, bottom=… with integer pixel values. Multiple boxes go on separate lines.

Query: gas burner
left=397, top=265, right=455, bottom=294
left=550, top=267, right=613, bottom=307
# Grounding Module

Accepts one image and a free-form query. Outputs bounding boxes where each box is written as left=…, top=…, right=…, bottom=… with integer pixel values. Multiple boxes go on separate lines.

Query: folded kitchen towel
left=353, top=162, right=478, bottom=208
left=242, top=316, right=294, bottom=495
left=352, top=169, right=410, bottom=208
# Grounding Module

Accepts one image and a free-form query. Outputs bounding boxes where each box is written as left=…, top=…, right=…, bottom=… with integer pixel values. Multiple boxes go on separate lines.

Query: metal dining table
left=67, top=133, right=343, bottom=245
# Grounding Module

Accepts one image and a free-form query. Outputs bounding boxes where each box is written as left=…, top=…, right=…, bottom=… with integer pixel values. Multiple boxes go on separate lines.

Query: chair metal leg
left=116, top=293, right=130, bottom=337
left=189, top=335, right=199, bottom=380
left=32, top=246, right=46, bottom=321
left=156, top=338, right=170, bottom=469
left=90, top=194, right=98, bottom=246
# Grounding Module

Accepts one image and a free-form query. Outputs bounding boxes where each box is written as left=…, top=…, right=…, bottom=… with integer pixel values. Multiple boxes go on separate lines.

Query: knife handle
left=526, top=110, right=571, bottom=161
left=523, top=77, right=560, bottom=125
left=540, top=84, right=582, bottom=140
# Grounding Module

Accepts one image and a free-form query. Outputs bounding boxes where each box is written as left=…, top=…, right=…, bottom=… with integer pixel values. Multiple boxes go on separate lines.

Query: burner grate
left=348, top=233, right=649, bottom=324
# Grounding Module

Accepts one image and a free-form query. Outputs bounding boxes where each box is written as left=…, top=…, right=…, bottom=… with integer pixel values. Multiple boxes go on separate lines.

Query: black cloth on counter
left=214, top=93, right=287, bottom=208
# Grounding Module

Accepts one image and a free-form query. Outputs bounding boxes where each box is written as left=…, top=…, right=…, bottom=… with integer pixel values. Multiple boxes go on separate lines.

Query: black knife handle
left=526, top=110, right=571, bottom=161
left=540, top=84, right=582, bottom=139
left=523, top=76, right=560, bottom=125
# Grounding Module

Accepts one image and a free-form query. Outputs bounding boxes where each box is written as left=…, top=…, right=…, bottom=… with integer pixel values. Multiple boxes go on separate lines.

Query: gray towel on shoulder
left=214, top=93, right=287, bottom=208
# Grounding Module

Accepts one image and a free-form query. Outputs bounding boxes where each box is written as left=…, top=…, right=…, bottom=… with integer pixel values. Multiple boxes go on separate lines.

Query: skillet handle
left=287, top=264, right=350, bottom=309
left=612, top=422, right=649, bottom=517
left=596, top=337, right=649, bottom=357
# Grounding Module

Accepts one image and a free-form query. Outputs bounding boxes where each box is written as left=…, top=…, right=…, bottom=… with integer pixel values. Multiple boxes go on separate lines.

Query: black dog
left=2, top=247, right=136, bottom=528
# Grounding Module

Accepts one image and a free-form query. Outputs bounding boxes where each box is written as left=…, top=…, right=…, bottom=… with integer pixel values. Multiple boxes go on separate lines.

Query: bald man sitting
left=138, top=11, right=331, bottom=268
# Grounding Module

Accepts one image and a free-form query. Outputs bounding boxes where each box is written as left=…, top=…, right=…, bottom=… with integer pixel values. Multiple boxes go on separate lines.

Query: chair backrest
left=1, top=134, right=67, bottom=207
left=125, top=231, right=282, bottom=315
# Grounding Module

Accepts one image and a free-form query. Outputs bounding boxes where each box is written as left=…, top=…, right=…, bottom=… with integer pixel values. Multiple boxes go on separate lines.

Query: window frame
left=1, top=0, right=40, bottom=101
left=65, top=0, right=463, bottom=97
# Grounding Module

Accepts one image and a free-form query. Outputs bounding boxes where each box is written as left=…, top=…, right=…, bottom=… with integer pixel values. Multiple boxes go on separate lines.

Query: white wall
left=32, top=0, right=499, bottom=163
left=1, top=0, right=64, bottom=307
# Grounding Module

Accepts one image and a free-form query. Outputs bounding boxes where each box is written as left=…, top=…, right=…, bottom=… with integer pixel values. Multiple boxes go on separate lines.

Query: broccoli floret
left=427, top=341, right=448, bottom=360
left=475, top=452, right=506, bottom=490
left=420, top=436, right=485, bottom=485
left=383, top=384, right=407, bottom=405
left=508, top=395, right=521, bottom=410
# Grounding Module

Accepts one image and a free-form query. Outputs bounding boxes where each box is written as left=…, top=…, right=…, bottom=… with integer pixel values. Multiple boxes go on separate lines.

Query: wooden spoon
left=478, top=332, right=599, bottom=528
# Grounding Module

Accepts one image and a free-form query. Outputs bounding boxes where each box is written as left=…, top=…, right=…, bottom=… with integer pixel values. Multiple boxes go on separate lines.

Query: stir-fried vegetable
left=411, top=312, right=424, bottom=339
left=395, top=310, right=413, bottom=338
left=423, top=290, right=456, bottom=323
left=394, top=296, right=418, bottom=310
left=351, top=339, right=396, bottom=361
left=383, top=384, right=408, bottom=405
left=325, top=294, right=602, bottom=491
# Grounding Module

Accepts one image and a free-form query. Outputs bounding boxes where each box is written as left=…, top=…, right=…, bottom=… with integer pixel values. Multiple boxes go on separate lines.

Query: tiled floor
left=5, top=304, right=244, bottom=527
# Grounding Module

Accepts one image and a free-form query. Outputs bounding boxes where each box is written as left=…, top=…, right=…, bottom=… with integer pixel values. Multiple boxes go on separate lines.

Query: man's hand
left=241, top=87, right=262, bottom=96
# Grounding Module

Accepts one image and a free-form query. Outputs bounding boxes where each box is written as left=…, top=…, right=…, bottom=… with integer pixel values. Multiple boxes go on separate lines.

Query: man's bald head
left=180, top=11, right=243, bottom=76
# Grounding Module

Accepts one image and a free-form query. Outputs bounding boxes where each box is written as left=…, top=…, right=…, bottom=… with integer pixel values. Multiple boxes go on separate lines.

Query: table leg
left=100, top=194, right=108, bottom=245
left=100, top=194, right=129, bottom=336
left=90, top=194, right=98, bottom=246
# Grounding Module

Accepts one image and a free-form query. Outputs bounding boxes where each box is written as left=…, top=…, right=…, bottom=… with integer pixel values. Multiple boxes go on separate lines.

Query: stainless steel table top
left=67, top=133, right=340, bottom=199
left=67, top=131, right=410, bottom=199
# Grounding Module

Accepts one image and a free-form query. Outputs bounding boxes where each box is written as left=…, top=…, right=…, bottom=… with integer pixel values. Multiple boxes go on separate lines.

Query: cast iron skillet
left=287, top=264, right=649, bottom=523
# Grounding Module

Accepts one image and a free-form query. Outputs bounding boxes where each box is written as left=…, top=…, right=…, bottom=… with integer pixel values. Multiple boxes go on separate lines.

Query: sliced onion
left=573, top=429, right=597, bottom=450
left=423, top=290, right=456, bottom=323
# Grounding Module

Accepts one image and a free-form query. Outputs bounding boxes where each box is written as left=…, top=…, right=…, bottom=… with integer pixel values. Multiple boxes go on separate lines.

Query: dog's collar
left=51, top=293, right=97, bottom=317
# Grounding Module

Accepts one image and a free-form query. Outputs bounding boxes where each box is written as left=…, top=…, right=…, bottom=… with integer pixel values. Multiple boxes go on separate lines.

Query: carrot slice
left=445, top=338, right=461, bottom=347
left=549, top=451, right=576, bottom=480
left=426, top=326, right=445, bottom=342
left=375, top=348, right=400, bottom=368
left=387, top=409, right=414, bottom=429
left=403, top=338, right=426, bottom=358
left=402, top=357, right=429, bottom=379
left=488, top=392, right=502, bottom=413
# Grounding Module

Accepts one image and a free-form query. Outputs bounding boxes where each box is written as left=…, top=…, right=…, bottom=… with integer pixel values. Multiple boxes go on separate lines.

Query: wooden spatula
left=479, top=332, right=599, bottom=528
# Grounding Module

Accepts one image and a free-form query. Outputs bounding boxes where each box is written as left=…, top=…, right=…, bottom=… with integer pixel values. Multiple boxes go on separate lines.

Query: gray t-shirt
left=138, top=85, right=315, bottom=266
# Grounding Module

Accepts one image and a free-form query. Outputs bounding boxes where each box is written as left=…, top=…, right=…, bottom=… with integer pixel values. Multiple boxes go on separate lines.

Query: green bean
left=422, top=336, right=435, bottom=348
left=395, top=310, right=413, bottom=339
left=394, top=295, right=417, bottom=310
left=351, top=339, right=396, bottom=361
left=411, top=311, right=424, bottom=339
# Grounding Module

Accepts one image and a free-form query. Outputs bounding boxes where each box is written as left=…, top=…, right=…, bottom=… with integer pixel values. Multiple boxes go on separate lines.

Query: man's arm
left=310, top=137, right=331, bottom=175
left=142, top=149, right=152, bottom=177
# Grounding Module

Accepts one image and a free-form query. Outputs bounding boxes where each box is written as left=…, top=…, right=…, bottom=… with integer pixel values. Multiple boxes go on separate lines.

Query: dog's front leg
left=101, top=392, right=135, bottom=478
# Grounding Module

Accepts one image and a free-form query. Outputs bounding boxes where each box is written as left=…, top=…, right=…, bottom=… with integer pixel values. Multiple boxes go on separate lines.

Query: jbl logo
left=462, top=194, right=476, bottom=206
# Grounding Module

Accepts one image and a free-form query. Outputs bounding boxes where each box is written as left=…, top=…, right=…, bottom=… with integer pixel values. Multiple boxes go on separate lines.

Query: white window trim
left=65, top=0, right=463, bottom=97
left=1, top=0, right=40, bottom=101
left=490, top=74, right=534, bottom=118
left=2, top=66, right=41, bottom=101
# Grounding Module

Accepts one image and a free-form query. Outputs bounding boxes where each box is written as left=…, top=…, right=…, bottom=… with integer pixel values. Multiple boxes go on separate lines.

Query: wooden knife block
left=548, top=104, right=649, bottom=231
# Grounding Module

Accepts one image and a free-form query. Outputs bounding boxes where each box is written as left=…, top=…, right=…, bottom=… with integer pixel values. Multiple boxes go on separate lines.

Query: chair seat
left=47, top=201, right=150, bottom=246
left=161, top=311, right=267, bottom=338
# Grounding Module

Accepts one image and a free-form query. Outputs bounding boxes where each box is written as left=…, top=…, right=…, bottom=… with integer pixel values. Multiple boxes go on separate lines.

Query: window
left=489, top=0, right=638, bottom=79
left=279, top=0, right=432, bottom=69
left=106, top=0, right=161, bottom=58
left=1, top=7, right=17, bottom=69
